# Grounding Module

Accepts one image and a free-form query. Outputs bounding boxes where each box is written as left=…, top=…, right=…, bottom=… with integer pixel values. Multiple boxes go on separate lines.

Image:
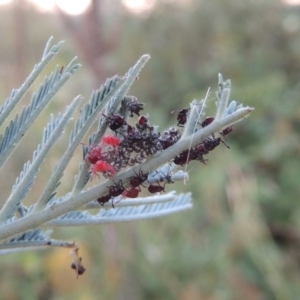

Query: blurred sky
left=0, top=0, right=295, bottom=16
left=0, top=0, right=158, bottom=15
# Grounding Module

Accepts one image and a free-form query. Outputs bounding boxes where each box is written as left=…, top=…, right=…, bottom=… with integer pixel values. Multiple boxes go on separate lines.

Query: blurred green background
left=1, top=0, right=300, bottom=299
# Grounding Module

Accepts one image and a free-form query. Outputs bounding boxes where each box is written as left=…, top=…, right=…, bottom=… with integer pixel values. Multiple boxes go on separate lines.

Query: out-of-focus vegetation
left=0, top=0, right=300, bottom=299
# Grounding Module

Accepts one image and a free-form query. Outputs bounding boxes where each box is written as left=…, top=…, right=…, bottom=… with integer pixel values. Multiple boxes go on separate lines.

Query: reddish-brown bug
left=201, top=116, right=233, bottom=136
left=138, top=115, right=148, bottom=126
left=221, top=126, right=233, bottom=136
left=176, top=108, right=189, bottom=126
left=108, top=180, right=125, bottom=197
left=129, top=169, right=148, bottom=187
left=122, top=186, right=141, bottom=198
left=201, top=116, right=215, bottom=127
left=173, top=150, right=190, bottom=166
left=91, top=160, right=116, bottom=178
left=97, top=194, right=111, bottom=206
left=103, top=113, right=127, bottom=131
left=148, top=182, right=165, bottom=194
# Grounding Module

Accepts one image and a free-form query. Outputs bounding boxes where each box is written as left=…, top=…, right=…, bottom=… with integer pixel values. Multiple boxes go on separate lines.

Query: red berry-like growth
left=87, top=145, right=102, bottom=164
left=91, top=160, right=116, bottom=177
left=101, top=135, right=121, bottom=147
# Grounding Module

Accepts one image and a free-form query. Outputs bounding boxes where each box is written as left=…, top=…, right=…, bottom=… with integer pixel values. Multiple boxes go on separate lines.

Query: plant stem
left=0, top=106, right=253, bottom=243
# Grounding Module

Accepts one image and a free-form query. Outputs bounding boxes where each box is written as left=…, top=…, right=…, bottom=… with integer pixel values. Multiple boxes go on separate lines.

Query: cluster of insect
left=85, top=96, right=233, bottom=207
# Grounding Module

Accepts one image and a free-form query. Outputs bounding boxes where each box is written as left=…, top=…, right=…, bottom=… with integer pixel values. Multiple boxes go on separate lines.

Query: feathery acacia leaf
left=0, top=225, right=75, bottom=255
left=0, top=97, right=82, bottom=222
left=45, top=192, right=192, bottom=227
left=83, top=191, right=178, bottom=210
left=0, top=37, right=64, bottom=127
left=0, top=63, right=80, bottom=169
left=106, top=54, right=150, bottom=113
left=0, top=239, right=75, bottom=255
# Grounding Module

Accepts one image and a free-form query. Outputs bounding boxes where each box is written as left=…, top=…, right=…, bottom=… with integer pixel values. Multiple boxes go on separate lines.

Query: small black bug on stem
left=125, top=97, right=144, bottom=117
left=103, top=113, right=127, bottom=131
left=129, top=169, right=148, bottom=187
left=148, top=182, right=165, bottom=194
left=171, top=108, right=189, bottom=127
left=97, top=194, right=111, bottom=206
left=108, top=180, right=126, bottom=197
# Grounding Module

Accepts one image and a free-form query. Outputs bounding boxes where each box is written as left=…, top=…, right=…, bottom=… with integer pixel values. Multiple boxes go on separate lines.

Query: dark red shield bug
left=129, top=169, right=148, bottom=187
left=221, top=126, right=233, bottom=136
left=201, top=117, right=233, bottom=137
left=176, top=108, right=189, bottom=126
left=97, top=194, right=111, bottom=206
left=138, top=115, right=148, bottom=126
left=173, top=150, right=190, bottom=166
left=201, top=116, right=214, bottom=127
left=122, top=186, right=141, bottom=198
left=148, top=182, right=165, bottom=193
left=103, top=113, right=127, bottom=131
left=108, top=180, right=125, bottom=197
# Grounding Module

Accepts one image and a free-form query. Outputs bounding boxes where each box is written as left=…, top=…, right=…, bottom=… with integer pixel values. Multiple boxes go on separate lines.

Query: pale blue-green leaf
left=0, top=38, right=65, bottom=127
left=0, top=63, right=80, bottom=169
left=45, top=193, right=192, bottom=226
left=0, top=97, right=81, bottom=222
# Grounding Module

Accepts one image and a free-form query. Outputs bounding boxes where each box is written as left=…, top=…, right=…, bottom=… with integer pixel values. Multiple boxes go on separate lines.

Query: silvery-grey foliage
left=0, top=37, right=253, bottom=257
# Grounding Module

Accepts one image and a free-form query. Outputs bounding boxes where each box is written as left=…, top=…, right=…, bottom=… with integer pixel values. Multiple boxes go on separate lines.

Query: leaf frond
left=0, top=97, right=82, bottom=222
left=45, top=192, right=192, bottom=227
left=0, top=62, right=80, bottom=168
left=0, top=234, right=75, bottom=255
left=0, top=38, right=65, bottom=127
